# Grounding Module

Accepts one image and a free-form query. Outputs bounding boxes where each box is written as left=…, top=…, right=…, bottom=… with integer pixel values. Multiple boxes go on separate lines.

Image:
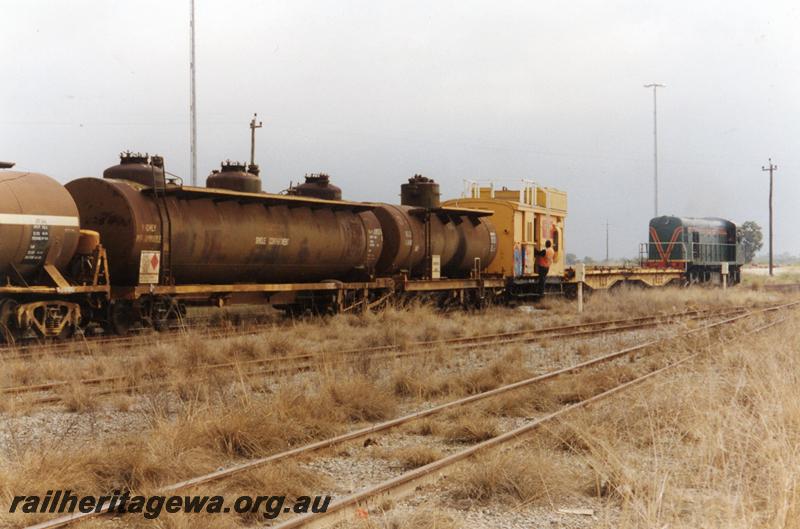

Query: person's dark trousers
left=537, top=267, right=549, bottom=296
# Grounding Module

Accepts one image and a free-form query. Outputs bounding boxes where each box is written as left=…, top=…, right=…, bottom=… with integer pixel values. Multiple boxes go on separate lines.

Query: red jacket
left=536, top=247, right=555, bottom=268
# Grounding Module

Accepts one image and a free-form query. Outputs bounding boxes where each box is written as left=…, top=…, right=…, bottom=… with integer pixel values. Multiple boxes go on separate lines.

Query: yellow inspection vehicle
left=443, top=181, right=567, bottom=298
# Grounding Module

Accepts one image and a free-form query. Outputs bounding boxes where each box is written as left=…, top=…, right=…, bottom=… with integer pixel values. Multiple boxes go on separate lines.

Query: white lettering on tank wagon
left=404, top=229, right=413, bottom=247
left=368, top=228, right=383, bottom=249
left=256, top=236, right=289, bottom=247
left=0, top=214, right=78, bottom=266
left=0, top=214, right=79, bottom=227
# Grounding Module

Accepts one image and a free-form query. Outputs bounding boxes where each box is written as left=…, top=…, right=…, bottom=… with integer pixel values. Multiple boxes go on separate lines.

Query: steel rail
left=28, top=313, right=699, bottom=405
left=0, top=305, right=745, bottom=361
left=270, top=312, right=793, bottom=529
left=10, top=308, right=735, bottom=404
left=19, top=316, right=693, bottom=405
left=24, top=302, right=794, bottom=529
left=761, top=283, right=800, bottom=293
left=0, top=311, right=275, bottom=360
left=2, top=307, right=739, bottom=397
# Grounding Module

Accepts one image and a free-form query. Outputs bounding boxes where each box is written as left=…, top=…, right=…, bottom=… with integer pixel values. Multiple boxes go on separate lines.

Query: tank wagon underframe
left=111, top=276, right=506, bottom=310
left=0, top=247, right=111, bottom=341
left=97, top=276, right=506, bottom=333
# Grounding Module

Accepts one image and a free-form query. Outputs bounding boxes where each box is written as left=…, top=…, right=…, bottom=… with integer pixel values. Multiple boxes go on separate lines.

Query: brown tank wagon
left=0, top=171, right=81, bottom=279
left=371, top=204, right=497, bottom=277
left=0, top=170, right=110, bottom=342
left=66, top=154, right=384, bottom=287
left=370, top=176, right=497, bottom=278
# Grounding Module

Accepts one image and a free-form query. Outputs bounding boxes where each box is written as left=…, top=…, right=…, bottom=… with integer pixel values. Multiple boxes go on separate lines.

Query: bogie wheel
left=106, top=301, right=134, bottom=336
left=0, top=298, right=19, bottom=344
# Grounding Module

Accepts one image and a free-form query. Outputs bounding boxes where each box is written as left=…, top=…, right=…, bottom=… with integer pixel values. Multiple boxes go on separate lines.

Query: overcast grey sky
left=2, top=1, right=798, bottom=259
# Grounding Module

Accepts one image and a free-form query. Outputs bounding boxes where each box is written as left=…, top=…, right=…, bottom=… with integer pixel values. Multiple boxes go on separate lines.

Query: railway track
left=760, top=283, right=800, bottom=293
left=0, top=301, right=768, bottom=362
left=0, top=310, right=276, bottom=360
left=22, top=301, right=796, bottom=529
left=3, top=307, right=745, bottom=407
left=272, top=311, right=791, bottom=529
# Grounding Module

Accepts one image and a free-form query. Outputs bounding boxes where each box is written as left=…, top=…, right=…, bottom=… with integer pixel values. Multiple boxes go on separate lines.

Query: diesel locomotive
left=645, top=216, right=743, bottom=285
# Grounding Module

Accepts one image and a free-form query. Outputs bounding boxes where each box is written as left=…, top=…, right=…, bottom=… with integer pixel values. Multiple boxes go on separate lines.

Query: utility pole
left=762, top=158, right=777, bottom=276
left=249, top=113, right=263, bottom=166
left=189, top=0, right=197, bottom=186
left=644, top=83, right=665, bottom=217
left=605, top=219, right=610, bottom=263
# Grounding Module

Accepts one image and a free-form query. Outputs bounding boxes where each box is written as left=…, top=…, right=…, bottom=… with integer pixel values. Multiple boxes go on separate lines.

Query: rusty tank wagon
left=372, top=175, right=497, bottom=278
left=0, top=166, right=110, bottom=341
left=67, top=153, right=384, bottom=287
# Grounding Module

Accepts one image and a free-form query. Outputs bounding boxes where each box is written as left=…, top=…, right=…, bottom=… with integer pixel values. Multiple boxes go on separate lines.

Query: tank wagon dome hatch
left=104, top=151, right=167, bottom=188
left=287, top=173, right=342, bottom=201
left=206, top=160, right=262, bottom=193
left=401, top=174, right=441, bottom=209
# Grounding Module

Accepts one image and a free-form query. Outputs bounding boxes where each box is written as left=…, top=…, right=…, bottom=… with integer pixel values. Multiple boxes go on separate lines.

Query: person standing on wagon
left=535, top=240, right=555, bottom=297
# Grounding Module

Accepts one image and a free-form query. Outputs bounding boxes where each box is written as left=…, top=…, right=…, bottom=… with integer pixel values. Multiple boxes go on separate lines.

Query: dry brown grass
left=0, top=370, right=392, bottom=528
left=441, top=311, right=800, bottom=528
left=339, top=508, right=461, bottom=529
left=559, top=318, right=800, bottom=527
left=449, top=447, right=588, bottom=506
left=55, top=380, right=101, bottom=413
left=582, top=286, right=780, bottom=319
left=320, top=373, right=397, bottom=422
left=479, top=386, right=543, bottom=417
left=389, top=446, right=444, bottom=469
left=406, top=418, right=442, bottom=437
left=546, top=365, right=638, bottom=405
left=442, top=410, right=498, bottom=443
left=0, top=287, right=782, bottom=404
